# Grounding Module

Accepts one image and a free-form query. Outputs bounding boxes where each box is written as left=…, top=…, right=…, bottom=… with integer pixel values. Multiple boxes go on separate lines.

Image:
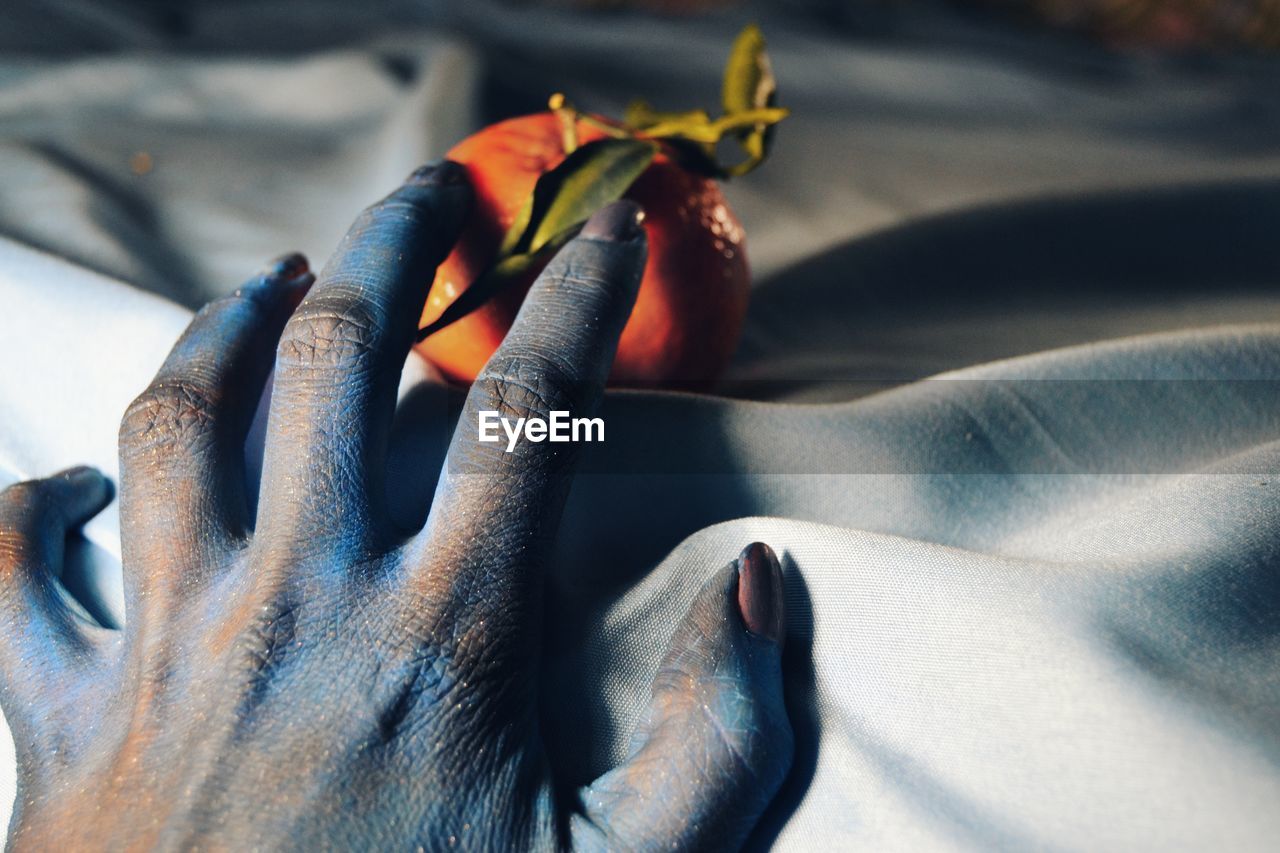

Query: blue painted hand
left=0, top=166, right=792, bottom=850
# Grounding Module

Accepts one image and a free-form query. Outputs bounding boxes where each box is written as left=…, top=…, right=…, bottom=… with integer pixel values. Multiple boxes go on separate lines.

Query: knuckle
left=0, top=526, right=30, bottom=566
left=0, top=482, right=48, bottom=564
left=0, top=480, right=44, bottom=512
left=119, top=379, right=222, bottom=457
left=652, top=657, right=791, bottom=776
left=731, top=680, right=791, bottom=765
left=473, top=350, right=583, bottom=421
left=544, top=252, right=617, bottom=297
left=536, top=247, right=639, bottom=321
left=274, top=299, right=382, bottom=375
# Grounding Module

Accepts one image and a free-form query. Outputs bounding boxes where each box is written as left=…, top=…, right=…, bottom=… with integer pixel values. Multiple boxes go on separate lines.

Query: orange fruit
left=416, top=112, right=750, bottom=388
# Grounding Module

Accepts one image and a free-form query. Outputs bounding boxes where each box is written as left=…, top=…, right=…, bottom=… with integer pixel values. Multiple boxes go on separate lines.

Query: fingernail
left=737, top=542, right=785, bottom=643
left=265, top=252, right=311, bottom=285
left=405, top=159, right=468, bottom=188
left=580, top=200, right=645, bottom=242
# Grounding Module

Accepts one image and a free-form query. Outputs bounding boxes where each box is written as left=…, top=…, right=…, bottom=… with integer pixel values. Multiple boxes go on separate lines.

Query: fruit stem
left=549, top=93, right=580, bottom=154
left=576, top=113, right=632, bottom=140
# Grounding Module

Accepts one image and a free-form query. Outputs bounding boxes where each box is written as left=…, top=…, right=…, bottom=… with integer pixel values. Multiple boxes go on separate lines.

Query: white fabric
left=2, top=3, right=1279, bottom=849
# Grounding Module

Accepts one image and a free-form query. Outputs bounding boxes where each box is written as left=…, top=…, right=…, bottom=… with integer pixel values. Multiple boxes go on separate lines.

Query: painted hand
left=0, top=163, right=792, bottom=850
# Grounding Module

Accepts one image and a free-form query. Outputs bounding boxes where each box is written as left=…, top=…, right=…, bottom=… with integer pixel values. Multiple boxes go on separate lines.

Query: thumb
left=574, top=543, right=794, bottom=851
left=0, top=467, right=114, bottom=772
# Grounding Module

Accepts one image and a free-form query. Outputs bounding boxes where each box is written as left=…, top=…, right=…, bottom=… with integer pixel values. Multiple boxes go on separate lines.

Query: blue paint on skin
left=0, top=173, right=793, bottom=850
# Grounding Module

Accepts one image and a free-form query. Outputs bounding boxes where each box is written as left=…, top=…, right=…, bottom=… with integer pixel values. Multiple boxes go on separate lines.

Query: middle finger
left=258, top=162, right=470, bottom=549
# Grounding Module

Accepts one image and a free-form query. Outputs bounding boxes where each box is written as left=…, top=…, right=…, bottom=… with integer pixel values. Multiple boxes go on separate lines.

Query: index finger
left=411, top=200, right=646, bottom=623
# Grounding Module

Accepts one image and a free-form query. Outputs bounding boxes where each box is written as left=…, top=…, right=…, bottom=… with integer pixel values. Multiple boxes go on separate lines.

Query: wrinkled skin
left=0, top=164, right=793, bottom=851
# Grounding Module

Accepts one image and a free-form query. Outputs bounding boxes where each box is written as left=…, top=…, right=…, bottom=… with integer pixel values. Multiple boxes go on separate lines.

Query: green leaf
left=495, top=137, right=656, bottom=261
left=417, top=225, right=582, bottom=341
left=709, top=107, right=789, bottom=136
left=625, top=99, right=712, bottom=131
left=420, top=138, right=657, bottom=341
left=498, top=191, right=537, bottom=258
left=722, top=24, right=774, bottom=117
left=618, top=27, right=788, bottom=179
left=524, top=137, right=657, bottom=255
left=720, top=23, right=782, bottom=178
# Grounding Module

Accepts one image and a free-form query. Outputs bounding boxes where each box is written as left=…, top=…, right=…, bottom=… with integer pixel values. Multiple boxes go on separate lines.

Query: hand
left=0, top=163, right=793, bottom=850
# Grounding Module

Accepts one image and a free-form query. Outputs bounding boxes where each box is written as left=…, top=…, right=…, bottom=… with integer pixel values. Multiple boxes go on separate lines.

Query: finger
left=414, top=201, right=646, bottom=629
left=0, top=468, right=114, bottom=744
left=575, top=543, right=793, bottom=852
left=118, top=255, right=313, bottom=573
left=258, top=162, right=470, bottom=548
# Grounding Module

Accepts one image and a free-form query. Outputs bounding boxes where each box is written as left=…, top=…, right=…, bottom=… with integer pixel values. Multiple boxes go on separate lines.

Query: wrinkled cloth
left=2, top=2, right=1280, bottom=849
